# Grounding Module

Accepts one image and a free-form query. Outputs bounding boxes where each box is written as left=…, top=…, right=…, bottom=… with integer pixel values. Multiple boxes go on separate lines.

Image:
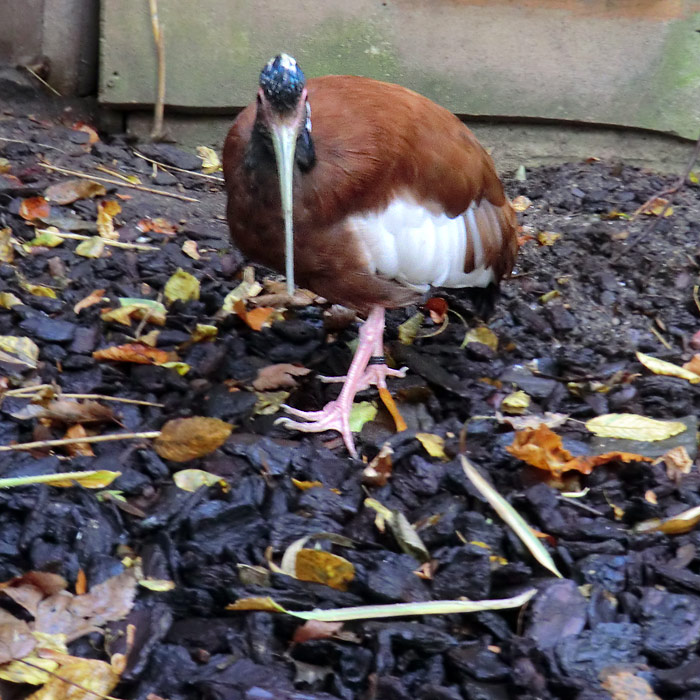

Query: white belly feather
left=348, top=196, right=497, bottom=292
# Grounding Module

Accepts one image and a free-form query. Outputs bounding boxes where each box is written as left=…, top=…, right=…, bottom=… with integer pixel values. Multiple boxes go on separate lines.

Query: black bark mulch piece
left=2, top=96, right=700, bottom=700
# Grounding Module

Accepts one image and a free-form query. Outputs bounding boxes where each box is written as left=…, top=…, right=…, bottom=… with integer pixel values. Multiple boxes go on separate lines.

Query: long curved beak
left=269, top=122, right=299, bottom=296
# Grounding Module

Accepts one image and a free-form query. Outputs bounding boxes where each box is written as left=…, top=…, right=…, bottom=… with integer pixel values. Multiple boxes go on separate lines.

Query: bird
left=223, top=54, right=518, bottom=458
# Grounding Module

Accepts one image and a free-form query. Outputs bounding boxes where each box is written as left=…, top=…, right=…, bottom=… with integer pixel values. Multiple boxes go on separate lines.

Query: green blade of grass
left=460, top=455, right=563, bottom=578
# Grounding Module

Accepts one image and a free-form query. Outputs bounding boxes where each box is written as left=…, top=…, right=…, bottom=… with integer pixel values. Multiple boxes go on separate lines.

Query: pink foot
left=319, top=363, right=407, bottom=392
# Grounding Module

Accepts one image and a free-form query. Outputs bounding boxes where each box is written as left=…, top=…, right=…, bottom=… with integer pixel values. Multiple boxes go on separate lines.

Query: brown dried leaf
left=12, top=399, right=115, bottom=425
left=72, top=121, right=100, bottom=144
left=507, top=424, right=652, bottom=477
left=182, top=239, right=200, bottom=260
left=682, top=354, right=700, bottom=375
left=64, top=424, right=94, bottom=457
left=495, top=412, right=569, bottom=430
left=600, top=668, right=660, bottom=699
left=661, top=446, right=693, bottom=482
left=154, top=416, right=233, bottom=462
left=93, top=343, right=171, bottom=365
left=363, top=442, right=394, bottom=486
left=512, top=195, right=532, bottom=212
left=137, top=217, right=177, bottom=235
left=293, top=620, right=344, bottom=644
left=19, top=196, right=50, bottom=221
left=73, top=288, right=106, bottom=314
left=252, top=363, right=311, bottom=391
left=44, top=179, right=106, bottom=205
left=0, top=226, right=14, bottom=263
left=0, top=619, right=36, bottom=664
left=295, top=549, right=355, bottom=591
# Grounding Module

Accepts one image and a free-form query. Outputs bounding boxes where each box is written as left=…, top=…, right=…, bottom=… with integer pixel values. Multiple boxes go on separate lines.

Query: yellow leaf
left=295, top=549, right=355, bottom=591
left=226, top=597, right=286, bottom=613
left=0, top=470, right=122, bottom=489
left=0, top=292, right=22, bottom=308
left=0, top=631, right=65, bottom=684
left=416, top=432, right=447, bottom=459
left=501, top=390, right=530, bottom=415
left=0, top=335, right=40, bottom=367
left=689, top=171, right=699, bottom=185
left=537, top=231, right=561, bottom=245
left=462, top=325, right=498, bottom=351
left=585, top=413, right=687, bottom=441
left=182, top=239, right=200, bottom=260
left=636, top=351, right=700, bottom=384
left=173, top=468, right=227, bottom=492
left=75, top=236, right=105, bottom=258
left=96, top=200, right=121, bottom=240
left=197, top=145, right=222, bottom=173
left=24, top=227, right=64, bottom=250
left=160, top=361, right=191, bottom=375
left=154, top=417, right=233, bottom=462
left=512, top=195, right=532, bottom=212
left=221, top=278, right=263, bottom=313
left=73, top=289, right=106, bottom=314
left=538, top=290, right=560, bottom=304
left=398, top=312, right=424, bottom=345
left=636, top=505, right=700, bottom=536
left=191, top=323, right=218, bottom=343
left=292, top=479, right=324, bottom=491
left=0, top=227, right=14, bottom=263
left=26, top=655, right=120, bottom=700
left=138, top=579, right=176, bottom=591
left=348, top=401, right=377, bottom=432
left=18, top=277, right=56, bottom=298
left=164, top=267, right=200, bottom=304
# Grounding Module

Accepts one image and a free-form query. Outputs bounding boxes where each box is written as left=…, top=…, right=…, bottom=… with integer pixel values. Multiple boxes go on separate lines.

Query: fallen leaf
left=348, top=401, right=377, bottom=433
left=73, top=289, right=106, bottom=314
left=398, top=312, right=424, bottom=345
left=0, top=630, right=65, bottom=684
left=641, top=196, right=673, bottom=217
left=138, top=579, right=176, bottom=592
left=495, top=412, right=569, bottom=430
left=585, top=413, right=686, bottom=441
left=501, top=390, right=530, bottom=415
left=0, top=470, right=121, bottom=489
left=72, top=121, right=100, bottom=144
left=93, top=343, right=171, bottom=365
left=190, top=324, right=218, bottom=343
left=0, top=335, right=40, bottom=367
left=636, top=351, right=700, bottom=384
left=416, top=433, right=447, bottom=459
left=197, top=145, right=222, bottom=173
left=173, top=468, right=227, bottom=492
left=19, top=196, right=50, bottom=221
left=27, top=654, right=121, bottom=700
left=254, top=390, right=290, bottom=416
left=462, top=326, right=498, bottom=351
left=600, top=669, right=660, bottom=700
left=293, top=620, right=344, bottom=644
left=160, top=361, right=190, bottom=375
left=234, top=301, right=278, bottom=331
left=44, top=179, right=106, bottom=204
left=154, top=416, right=233, bottom=462
left=220, top=273, right=263, bottom=313
left=182, top=239, right=200, bottom=259
left=164, top=267, right=200, bottom=304
left=13, top=399, right=115, bottom=425
left=362, top=442, right=394, bottom=486
left=253, top=363, right=312, bottom=391
left=101, top=298, right=167, bottom=327
left=136, top=217, right=177, bottom=235
left=507, top=424, right=651, bottom=477
left=96, top=200, right=121, bottom=240
left=0, top=292, right=22, bottom=309
left=291, top=479, right=324, bottom=491
left=682, top=354, right=700, bottom=375
left=295, top=549, right=355, bottom=591
left=660, top=445, right=693, bottom=482
left=603, top=210, right=631, bottom=220
left=0, top=618, right=36, bottom=665
left=75, top=236, right=105, bottom=258
left=512, top=195, right=532, bottom=212
left=63, top=425, right=94, bottom=457
left=24, top=229, right=64, bottom=250
left=0, top=227, right=14, bottom=263
left=538, top=290, right=560, bottom=304
left=636, top=504, right=700, bottom=535
left=17, top=276, right=56, bottom=299
left=537, top=231, right=561, bottom=245
left=226, top=597, right=286, bottom=613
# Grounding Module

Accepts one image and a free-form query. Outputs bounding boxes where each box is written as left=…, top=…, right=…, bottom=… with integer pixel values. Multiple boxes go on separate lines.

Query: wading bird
left=223, top=54, right=517, bottom=458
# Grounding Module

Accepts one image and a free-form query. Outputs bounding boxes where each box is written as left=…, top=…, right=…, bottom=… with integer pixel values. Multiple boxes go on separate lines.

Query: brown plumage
left=223, top=55, right=518, bottom=458
left=224, top=73, right=517, bottom=315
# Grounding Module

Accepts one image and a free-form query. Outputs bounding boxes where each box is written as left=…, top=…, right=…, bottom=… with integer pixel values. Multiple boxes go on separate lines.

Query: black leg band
left=368, top=355, right=385, bottom=366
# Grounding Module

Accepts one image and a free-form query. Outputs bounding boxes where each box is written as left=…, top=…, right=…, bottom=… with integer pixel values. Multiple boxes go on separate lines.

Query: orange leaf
left=97, top=200, right=121, bottom=240
left=507, top=424, right=651, bottom=477
left=137, top=217, right=177, bottom=235
left=72, top=121, right=100, bottom=144
left=293, top=620, right=343, bottom=644
left=73, top=289, right=106, bottom=314
left=92, top=343, right=171, bottom=365
left=19, top=196, right=50, bottom=221
left=75, top=568, right=87, bottom=595
left=234, top=299, right=277, bottom=331
left=682, top=354, right=700, bottom=375
left=64, top=424, right=95, bottom=457
left=154, top=417, right=233, bottom=462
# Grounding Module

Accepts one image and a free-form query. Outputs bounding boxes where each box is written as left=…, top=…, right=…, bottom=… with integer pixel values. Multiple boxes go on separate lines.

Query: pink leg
left=278, top=306, right=402, bottom=458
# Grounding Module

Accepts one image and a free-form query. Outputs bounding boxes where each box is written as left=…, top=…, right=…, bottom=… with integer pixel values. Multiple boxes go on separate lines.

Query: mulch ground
left=1, top=93, right=700, bottom=700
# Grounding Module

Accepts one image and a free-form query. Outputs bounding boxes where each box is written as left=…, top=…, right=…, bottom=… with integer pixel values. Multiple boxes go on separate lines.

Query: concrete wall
left=99, top=0, right=700, bottom=140
left=0, top=0, right=98, bottom=96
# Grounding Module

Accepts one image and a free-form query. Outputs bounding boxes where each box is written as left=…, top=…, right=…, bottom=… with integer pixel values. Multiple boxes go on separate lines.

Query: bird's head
left=256, top=54, right=308, bottom=295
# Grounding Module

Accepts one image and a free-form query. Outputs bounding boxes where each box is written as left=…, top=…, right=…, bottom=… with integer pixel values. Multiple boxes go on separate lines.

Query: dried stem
left=149, top=0, right=166, bottom=140
left=1, top=384, right=163, bottom=407
left=133, top=150, right=224, bottom=182
left=0, top=431, right=161, bottom=452
left=0, top=135, right=65, bottom=152
left=35, top=228, right=159, bottom=252
left=22, top=65, right=62, bottom=96
left=39, top=162, right=199, bottom=203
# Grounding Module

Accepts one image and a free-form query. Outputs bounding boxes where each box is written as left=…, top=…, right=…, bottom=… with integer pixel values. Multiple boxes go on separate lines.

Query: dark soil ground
left=1, top=92, right=700, bottom=700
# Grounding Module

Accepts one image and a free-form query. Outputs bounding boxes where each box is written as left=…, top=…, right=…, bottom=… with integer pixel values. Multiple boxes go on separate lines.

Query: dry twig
left=39, top=162, right=199, bottom=202
left=149, top=0, right=167, bottom=140
left=133, top=150, right=225, bottom=182
left=0, top=431, right=161, bottom=452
